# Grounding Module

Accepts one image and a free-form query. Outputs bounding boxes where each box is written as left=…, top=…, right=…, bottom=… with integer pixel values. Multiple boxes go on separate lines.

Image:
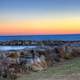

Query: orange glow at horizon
left=0, top=18, right=80, bottom=35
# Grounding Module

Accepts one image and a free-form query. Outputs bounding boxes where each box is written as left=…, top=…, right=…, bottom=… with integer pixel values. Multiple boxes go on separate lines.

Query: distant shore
left=0, top=40, right=80, bottom=46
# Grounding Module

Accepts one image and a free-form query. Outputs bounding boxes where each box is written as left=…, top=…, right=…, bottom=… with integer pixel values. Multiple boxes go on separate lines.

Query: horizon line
left=0, top=33, right=80, bottom=36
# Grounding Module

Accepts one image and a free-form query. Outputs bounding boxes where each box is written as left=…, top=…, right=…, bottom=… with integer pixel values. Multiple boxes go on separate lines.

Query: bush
left=64, top=53, right=73, bottom=59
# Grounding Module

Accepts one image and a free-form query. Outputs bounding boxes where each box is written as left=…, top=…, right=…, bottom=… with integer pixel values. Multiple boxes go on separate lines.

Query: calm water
left=0, top=34, right=80, bottom=51
left=0, top=46, right=36, bottom=51
left=0, top=34, right=80, bottom=41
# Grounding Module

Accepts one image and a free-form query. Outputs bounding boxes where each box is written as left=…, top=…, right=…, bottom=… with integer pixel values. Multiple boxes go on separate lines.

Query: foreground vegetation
left=17, top=57, right=80, bottom=80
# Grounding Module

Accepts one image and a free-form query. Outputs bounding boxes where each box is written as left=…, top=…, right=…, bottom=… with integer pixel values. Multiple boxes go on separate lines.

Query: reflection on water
left=0, top=43, right=80, bottom=51
left=0, top=46, right=36, bottom=51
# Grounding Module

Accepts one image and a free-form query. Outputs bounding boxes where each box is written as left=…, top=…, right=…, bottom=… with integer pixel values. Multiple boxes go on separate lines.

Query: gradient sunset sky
left=0, top=0, right=80, bottom=35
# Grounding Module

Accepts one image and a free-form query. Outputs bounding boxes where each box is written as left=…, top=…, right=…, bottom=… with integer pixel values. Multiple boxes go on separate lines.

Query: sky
left=0, top=0, right=80, bottom=35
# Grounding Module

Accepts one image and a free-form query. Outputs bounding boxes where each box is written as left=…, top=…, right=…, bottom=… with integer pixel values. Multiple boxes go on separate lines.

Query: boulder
left=31, top=63, right=44, bottom=71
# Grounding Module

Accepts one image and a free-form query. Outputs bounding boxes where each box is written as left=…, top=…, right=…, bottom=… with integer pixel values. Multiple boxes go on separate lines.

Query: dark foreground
left=0, top=40, right=80, bottom=80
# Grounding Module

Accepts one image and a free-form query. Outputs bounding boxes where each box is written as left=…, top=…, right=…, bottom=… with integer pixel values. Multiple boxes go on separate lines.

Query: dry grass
left=17, top=57, right=80, bottom=80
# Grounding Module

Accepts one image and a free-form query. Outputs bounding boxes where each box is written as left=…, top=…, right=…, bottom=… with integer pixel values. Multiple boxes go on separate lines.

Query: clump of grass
left=64, top=53, right=73, bottom=59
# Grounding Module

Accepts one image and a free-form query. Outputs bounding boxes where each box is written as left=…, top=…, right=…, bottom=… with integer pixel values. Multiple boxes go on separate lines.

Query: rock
left=31, top=63, right=44, bottom=71
left=71, top=47, right=80, bottom=57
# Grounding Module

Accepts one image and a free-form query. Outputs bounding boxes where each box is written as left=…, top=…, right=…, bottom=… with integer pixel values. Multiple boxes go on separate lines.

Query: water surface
left=0, top=34, right=80, bottom=41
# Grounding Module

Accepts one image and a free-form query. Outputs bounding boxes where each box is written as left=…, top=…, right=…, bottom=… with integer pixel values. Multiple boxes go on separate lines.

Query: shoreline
left=0, top=40, right=80, bottom=46
left=0, top=40, right=80, bottom=80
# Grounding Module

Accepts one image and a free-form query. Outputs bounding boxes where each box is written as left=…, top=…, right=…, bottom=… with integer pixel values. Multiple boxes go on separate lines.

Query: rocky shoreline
left=0, top=40, right=80, bottom=80
left=0, top=40, right=80, bottom=46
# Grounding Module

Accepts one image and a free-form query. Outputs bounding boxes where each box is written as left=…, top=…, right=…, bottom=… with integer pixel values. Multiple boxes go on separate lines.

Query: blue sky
left=0, top=0, right=80, bottom=11
left=0, top=0, right=80, bottom=20
left=0, top=0, right=80, bottom=35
